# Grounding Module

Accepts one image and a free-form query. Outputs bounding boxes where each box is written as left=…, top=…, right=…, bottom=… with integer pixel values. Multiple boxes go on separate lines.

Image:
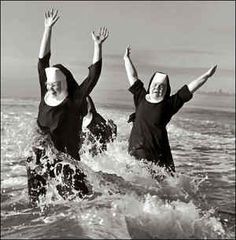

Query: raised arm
left=123, top=46, right=139, bottom=86
left=91, top=27, right=109, bottom=64
left=187, top=65, right=217, bottom=94
left=39, top=8, right=59, bottom=58
left=75, top=28, right=109, bottom=100
left=38, top=9, right=59, bottom=98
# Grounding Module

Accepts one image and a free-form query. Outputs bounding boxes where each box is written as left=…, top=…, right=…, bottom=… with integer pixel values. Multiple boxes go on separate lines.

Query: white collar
left=145, top=94, right=164, bottom=104
left=44, top=91, right=68, bottom=106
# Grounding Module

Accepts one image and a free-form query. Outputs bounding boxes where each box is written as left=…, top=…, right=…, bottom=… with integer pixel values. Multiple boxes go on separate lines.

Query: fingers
left=104, top=28, right=109, bottom=39
left=125, top=45, right=131, bottom=55
left=44, top=8, right=60, bottom=27
left=45, top=8, right=59, bottom=19
left=92, top=27, right=109, bottom=43
left=99, top=27, right=103, bottom=36
left=45, top=10, right=51, bottom=18
left=212, top=65, right=217, bottom=71
left=52, top=9, right=59, bottom=20
left=127, top=45, right=131, bottom=52
left=52, top=16, right=60, bottom=25
left=45, top=11, right=49, bottom=19
left=91, top=31, right=96, bottom=39
left=210, top=65, right=217, bottom=76
left=49, top=8, right=54, bottom=17
left=101, top=27, right=109, bottom=41
left=209, top=65, right=217, bottom=73
left=98, top=27, right=109, bottom=38
left=205, top=65, right=217, bottom=78
left=102, top=27, right=108, bottom=37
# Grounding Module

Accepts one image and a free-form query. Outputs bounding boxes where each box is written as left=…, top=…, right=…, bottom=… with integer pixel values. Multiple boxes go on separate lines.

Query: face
left=149, top=73, right=167, bottom=99
left=45, top=67, right=67, bottom=96
left=45, top=81, right=62, bottom=96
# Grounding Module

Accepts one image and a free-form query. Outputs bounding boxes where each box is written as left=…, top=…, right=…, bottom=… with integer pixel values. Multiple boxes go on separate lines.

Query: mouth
left=151, top=91, right=164, bottom=98
left=49, top=90, right=57, bottom=95
left=153, top=91, right=162, bottom=94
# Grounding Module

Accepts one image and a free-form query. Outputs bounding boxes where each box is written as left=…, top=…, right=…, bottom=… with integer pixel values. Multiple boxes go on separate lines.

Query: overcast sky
left=1, top=1, right=235, bottom=100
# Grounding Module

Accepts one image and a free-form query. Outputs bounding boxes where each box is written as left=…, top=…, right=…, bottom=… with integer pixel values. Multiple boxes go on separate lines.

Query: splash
left=1, top=101, right=234, bottom=239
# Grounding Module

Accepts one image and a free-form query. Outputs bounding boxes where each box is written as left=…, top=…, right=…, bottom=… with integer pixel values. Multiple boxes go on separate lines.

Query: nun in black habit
left=124, top=46, right=217, bottom=173
left=26, top=9, right=112, bottom=206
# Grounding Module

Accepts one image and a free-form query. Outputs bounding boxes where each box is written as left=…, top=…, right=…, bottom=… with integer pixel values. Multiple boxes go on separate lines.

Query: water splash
left=1, top=100, right=234, bottom=239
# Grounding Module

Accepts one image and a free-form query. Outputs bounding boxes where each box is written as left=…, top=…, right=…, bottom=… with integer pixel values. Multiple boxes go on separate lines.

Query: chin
left=152, top=94, right=161, bottom=98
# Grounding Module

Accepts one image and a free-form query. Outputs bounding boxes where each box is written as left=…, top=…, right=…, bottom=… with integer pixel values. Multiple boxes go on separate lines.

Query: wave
left=1, top=100, right=235, bottom=239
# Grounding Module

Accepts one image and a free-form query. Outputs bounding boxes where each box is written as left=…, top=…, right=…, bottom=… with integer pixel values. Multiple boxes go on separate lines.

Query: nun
left=27, top=9, right=109, bottom=205
left=123, top=46, right=217, bottom=173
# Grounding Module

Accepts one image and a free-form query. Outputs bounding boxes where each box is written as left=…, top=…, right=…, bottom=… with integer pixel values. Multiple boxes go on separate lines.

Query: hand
left=91, top=27, right=109, bottom=45
left=44, top=8, right=60, bottom=28
left=204, top=65, right=217, bottom=78
left=124, top=45, right=131, bottom=60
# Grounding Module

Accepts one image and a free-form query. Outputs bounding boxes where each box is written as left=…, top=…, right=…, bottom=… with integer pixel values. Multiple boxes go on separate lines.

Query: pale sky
left=1, top=1, right=235, bottom=101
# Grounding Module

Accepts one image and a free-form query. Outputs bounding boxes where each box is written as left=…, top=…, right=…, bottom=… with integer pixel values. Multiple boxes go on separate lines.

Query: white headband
left=45, top=67, right=66, bottom=83
left=152, top=72, right=167, bottom=83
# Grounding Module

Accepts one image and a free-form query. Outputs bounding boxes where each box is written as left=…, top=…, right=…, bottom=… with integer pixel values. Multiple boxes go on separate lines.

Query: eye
left=45, top=82, right=60, bottom=87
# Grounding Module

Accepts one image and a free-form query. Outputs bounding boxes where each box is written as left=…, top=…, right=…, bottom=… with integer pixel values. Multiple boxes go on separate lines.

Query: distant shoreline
left=1, top=94, right=235, bottom=114
left=1, top=90, right=235, bottom=100
left=196, top=91, right=235, bottom=97
left=96, top=102, right=235, bottom=114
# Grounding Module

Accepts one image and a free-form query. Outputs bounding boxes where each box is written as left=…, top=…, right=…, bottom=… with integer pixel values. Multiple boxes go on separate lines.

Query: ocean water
left=1, top=96, right=235, bottom=239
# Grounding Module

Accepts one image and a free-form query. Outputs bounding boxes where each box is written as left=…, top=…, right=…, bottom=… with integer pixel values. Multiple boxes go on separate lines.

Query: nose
left=155, top=85, right=162, bottom=91
left=48, top=85, right=56, bottom=93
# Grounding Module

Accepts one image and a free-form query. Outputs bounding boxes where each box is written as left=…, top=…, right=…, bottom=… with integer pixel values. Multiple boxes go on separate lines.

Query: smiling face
left=45, top=81, right=62, bottom=96
left=45, top=67, right=67, bottom=96
left=149, top=73, right=168, bottom=100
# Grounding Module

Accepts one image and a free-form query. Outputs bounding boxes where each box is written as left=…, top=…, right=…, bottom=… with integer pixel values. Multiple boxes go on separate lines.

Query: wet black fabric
left=87, top=96, right=117, bottom=143
left=37, top=52, right=102, bottom=160
left=128, top=79, right=192, bottom=172
left=26, top=128, right=91, bottom=206
left=80, top=96, right=117, bottom=156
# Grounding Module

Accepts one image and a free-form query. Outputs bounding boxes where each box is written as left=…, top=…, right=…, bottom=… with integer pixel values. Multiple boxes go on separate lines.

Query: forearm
left=93, top=43, right=102, bottom=64
left=39, top=27, right=52, bottom=59
left=187, top=74, right=208, bottom=94
left=187, top=65, right=217, bottom=94
left=124, top=57, right=138, bottom=86
left=75, top=60, right=102, bottom=101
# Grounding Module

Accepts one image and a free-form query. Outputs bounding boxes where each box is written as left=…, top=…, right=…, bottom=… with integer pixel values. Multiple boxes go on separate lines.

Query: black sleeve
left=38, top=52, right=51, bottom=98
left=128, top=80, right=146, bottom=107
left=74, top=59, right=102, bottom=102
left=168, top=85, right=193, bottom=116
left=127, top=112, right=136, bottom=123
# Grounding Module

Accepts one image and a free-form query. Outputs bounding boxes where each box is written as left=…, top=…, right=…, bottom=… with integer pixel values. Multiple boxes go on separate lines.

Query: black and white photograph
left=1, top=1, right=235, bottom=239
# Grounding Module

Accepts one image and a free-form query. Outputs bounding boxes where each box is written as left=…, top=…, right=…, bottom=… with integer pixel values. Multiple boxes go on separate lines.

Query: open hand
left=124, top=45, right=131, bottom=59
left=44, top=8, right=60, bottom=28
left=91, top=27, right=109, bottom=45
